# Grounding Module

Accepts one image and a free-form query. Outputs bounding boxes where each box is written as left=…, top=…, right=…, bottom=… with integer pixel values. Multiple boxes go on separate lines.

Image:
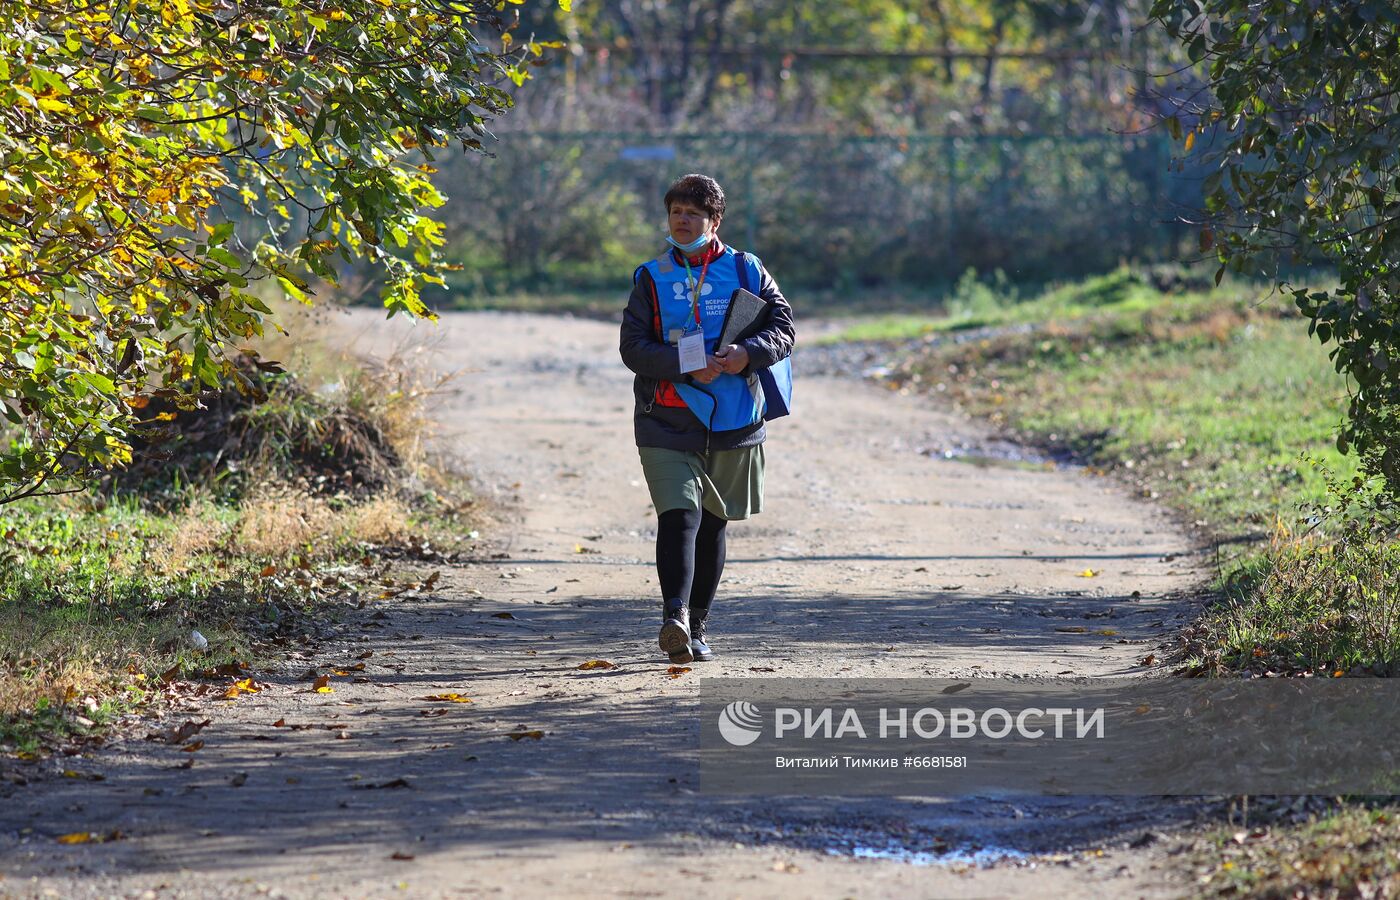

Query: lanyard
left=680, top=254, right=711, bottom=328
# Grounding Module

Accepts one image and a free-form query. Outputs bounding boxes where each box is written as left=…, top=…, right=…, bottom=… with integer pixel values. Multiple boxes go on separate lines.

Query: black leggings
left=656, top=507, right=728, bottom=615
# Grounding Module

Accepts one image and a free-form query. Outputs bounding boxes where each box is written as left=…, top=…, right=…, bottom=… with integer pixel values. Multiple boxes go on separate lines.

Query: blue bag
left=734, top=252, right=793, bottom=421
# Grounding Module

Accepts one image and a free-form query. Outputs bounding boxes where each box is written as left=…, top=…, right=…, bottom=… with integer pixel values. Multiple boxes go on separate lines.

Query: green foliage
left=0, top=0, right=566, bottom=503
left=1150, top=0, right=1400, bottom=496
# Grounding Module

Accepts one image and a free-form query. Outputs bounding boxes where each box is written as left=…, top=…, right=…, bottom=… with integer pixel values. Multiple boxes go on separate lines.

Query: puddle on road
left=835, top=842, right=1030, bottom=867
left=922, top=443, right=1081, bottom=472
left=733, top=817, right=1043, bottom=870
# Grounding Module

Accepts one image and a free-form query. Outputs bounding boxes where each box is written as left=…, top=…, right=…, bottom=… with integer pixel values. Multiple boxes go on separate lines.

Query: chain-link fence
left=437, top=130, right=1203, bottom=293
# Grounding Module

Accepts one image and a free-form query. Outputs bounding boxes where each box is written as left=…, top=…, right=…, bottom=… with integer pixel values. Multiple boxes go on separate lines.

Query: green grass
left=889, top=287, right=1360, bottom=552
left=0, top=483, right=478, bottom=756
left=856, top=267, right=1400, bottom=680
left=815, top=266, right=1249, bottom=344
left=1, top=323, right=485, bottom=756
left=1, top=493, right=288, bottom=754
left=1183, top=804, right=1400, bottom=898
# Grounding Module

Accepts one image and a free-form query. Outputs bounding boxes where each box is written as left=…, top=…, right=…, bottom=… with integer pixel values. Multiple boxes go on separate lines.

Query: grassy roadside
left=818, top=265, right=1400, bottom=898
left=845, top=268, right=1400, bottom=678
left=0, top=301, right=481, bottom=763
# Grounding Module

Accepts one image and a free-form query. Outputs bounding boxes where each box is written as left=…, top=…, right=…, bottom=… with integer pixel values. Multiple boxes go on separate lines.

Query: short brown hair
left=663, top=173, right=725, bottom=222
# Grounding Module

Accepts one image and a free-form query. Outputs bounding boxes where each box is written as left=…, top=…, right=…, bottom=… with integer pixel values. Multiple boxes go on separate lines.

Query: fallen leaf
left=491, top=612, right=516, bottom=619
left=1095, top=629, right=1118, bottom=636
left=272, top=718, right=286, bottom=728
left=421, top=693, right=472, bottom=703
left=749, top=666, right=776, bottom=672
left=230, top=772, right=248, bottom=787
left=1054, top=626, right=1088, bottom=634
left=577, top=660, right=616, bottom=670
left=1077, top=568, right=1099, bottom=578
left=506, top=730, right=544, bottom=741
left=152, top=718, right=211, bottom=744
left=222, top=677, right=262, bottom=700
left=181, top=740, right=204, bottom=752
left=666, top=666, right=692, bottom=678
left=1138, top=654, right=1157, bottom=666
left=208, top=662, right=250, bottom=677
left=56, top=832, right=94, bottom=844
left=312, top=675, right=333, bottom=693
left=420, top=709, right=449, bottom=718
left=390, top=851, right=415, bottom=860
left=356, top=650, right=374, bottom=660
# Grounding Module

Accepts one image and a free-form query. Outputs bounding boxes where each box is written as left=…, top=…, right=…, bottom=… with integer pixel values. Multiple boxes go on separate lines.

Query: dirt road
left=0, top=309, right=1216, bottom=899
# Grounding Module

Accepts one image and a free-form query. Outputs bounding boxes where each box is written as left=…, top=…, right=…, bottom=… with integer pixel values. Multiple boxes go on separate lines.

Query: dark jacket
left=619, top=243, right=796, bottom=452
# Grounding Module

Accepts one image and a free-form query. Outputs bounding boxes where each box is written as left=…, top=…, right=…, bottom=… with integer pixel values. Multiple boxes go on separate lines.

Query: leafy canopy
left=0, top=0, right=566, bottom=503
left=1150, top=0, right=1400, bottom=497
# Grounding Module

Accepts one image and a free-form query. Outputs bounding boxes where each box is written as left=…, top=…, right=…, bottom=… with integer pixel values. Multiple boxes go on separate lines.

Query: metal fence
left=437, top=130, right=1203, bottom=292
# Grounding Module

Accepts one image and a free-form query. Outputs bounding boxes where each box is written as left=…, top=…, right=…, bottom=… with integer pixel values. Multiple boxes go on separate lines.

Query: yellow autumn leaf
left=1185, top=130, right=1196, bottom=151
left=223, top=677, right=254, bottom=699
left=1077, top=568, right=1099, bottom=577
left=577, top=660, right=616, bottom=670
left=56, top=832, right=94, bottom=844
left=312, top=674, right=333, bottom=693
left=421, top=693, right=472, bottom=703
left=666, top=666, right=691, bottom=678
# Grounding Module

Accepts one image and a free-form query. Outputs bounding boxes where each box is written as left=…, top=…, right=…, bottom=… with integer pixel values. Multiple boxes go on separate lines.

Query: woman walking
left=619, top=173, right=796, bottom=665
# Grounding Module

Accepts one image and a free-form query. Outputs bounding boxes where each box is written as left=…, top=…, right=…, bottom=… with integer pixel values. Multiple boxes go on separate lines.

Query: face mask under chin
left=666, top=231, right=712, bottom=254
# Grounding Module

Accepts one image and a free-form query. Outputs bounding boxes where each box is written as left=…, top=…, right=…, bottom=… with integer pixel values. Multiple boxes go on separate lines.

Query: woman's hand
left=691, top=355, right=725, bottom=384
left=714, top=343, right=749, bottom=375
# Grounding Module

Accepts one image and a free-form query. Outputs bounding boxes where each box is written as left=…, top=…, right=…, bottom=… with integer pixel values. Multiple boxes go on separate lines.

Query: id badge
left=677, top=329, right=707, bottom=373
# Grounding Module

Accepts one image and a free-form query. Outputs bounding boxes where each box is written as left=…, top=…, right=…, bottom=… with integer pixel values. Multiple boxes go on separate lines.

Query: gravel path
left=0, top=309, right=1216, bottom=899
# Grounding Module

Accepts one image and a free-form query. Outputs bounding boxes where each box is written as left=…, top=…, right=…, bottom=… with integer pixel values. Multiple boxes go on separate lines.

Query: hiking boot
left=659, top=599, right=693, bottom=664
left=689, top=611, right=714, bottom=662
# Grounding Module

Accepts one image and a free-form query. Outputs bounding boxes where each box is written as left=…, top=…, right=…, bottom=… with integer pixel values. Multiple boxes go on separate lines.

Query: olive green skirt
left=637, top=444, right=764, bottom=520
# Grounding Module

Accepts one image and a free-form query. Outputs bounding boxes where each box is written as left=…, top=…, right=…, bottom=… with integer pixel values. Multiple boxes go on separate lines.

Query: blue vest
left=639, top=246, right=766, bottom=433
